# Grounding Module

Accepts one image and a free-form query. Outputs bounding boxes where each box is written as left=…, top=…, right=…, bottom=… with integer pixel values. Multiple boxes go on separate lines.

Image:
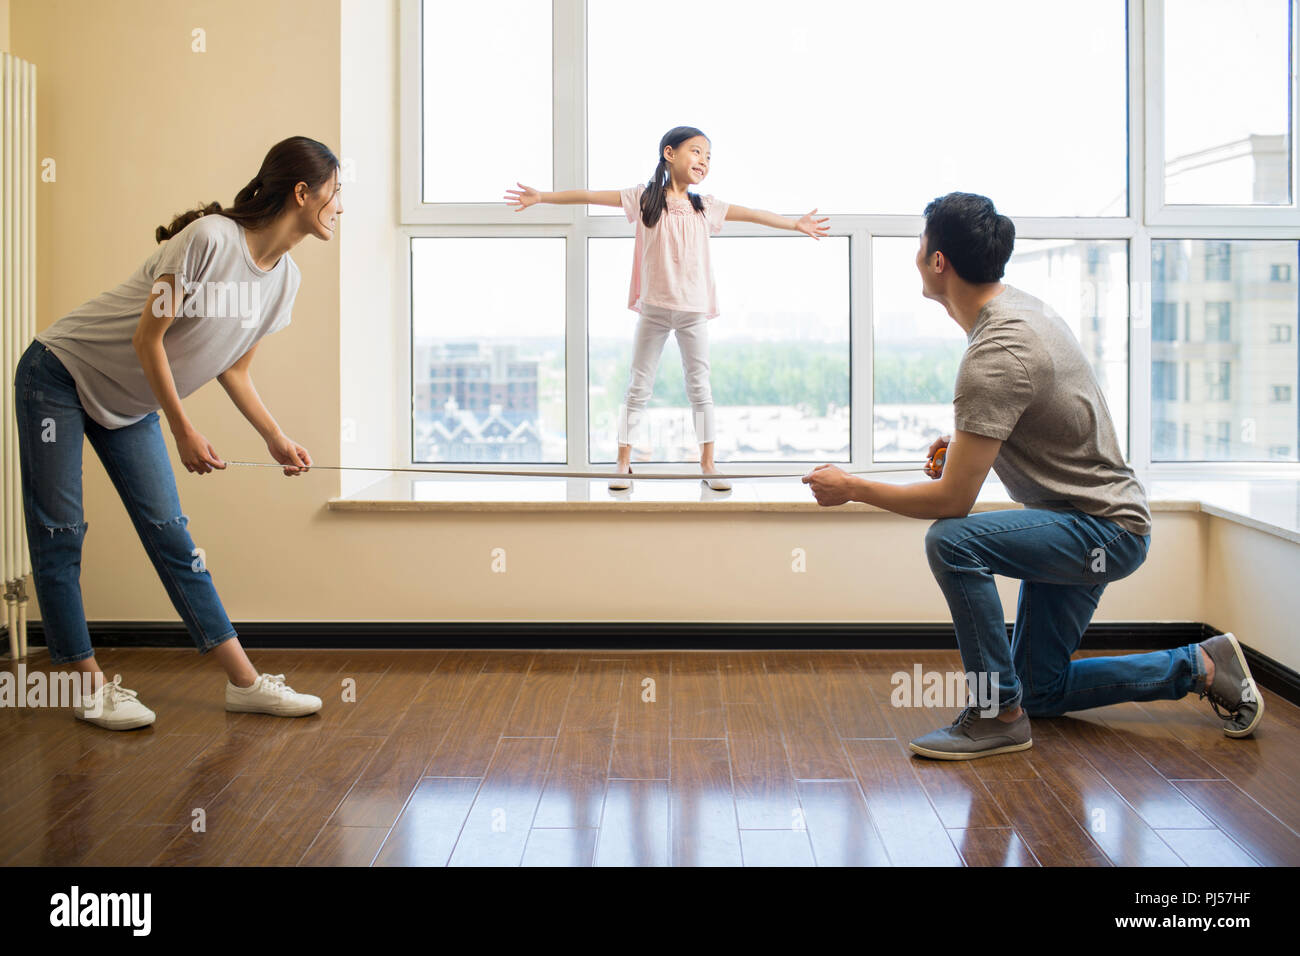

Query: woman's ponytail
left=154, top=200, right=223, bottom=244
left=232, top=174, right=265, bottom=207
left=152, top=136, right=339, bottom=243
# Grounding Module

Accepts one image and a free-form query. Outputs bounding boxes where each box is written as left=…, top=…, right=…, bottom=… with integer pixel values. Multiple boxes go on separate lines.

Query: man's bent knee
left=924, top=517, right=967, bottom=569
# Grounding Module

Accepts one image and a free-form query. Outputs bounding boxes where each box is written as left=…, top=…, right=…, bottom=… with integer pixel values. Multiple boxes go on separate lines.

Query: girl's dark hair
left=639, top=126, right=708, bottom=228
left=154, top=136, right=340, bottom=243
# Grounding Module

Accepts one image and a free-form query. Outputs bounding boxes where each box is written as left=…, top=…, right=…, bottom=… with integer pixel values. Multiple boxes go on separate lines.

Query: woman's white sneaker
left=225, top=673, right=322, bottom=717
left=73, top=675, right=156, bottom=731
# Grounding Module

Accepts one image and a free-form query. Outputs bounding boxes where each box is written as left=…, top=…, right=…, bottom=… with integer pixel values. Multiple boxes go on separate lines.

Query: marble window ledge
left=325, top=469, right=1300, bottom=546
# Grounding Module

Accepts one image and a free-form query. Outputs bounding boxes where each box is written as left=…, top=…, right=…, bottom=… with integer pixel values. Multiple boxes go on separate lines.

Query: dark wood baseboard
left=11, top=619, right=1299, bottom=706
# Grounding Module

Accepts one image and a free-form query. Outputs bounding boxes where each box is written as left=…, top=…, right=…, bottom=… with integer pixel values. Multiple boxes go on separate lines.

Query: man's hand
left=930, top=430, right=1003, bottom=516
left=801, top=463, right=857, bottom=506
left=268, top=433, right=312, bottom=476
left=924, top=434, right=951, bottom=479
left=800, top=431, right=1001, bottom=519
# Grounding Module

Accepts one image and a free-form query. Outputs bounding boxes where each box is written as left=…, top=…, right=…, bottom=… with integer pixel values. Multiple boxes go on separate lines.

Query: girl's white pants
left=617, top=304, right=715, bottom=446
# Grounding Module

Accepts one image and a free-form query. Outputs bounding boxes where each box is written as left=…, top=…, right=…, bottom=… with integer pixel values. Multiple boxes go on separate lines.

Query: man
left=802, top=192, right=1263, bottom=759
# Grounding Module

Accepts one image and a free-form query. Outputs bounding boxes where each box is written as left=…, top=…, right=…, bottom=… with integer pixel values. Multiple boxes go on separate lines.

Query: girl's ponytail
left=639, top=127, right=708, bottom=228
left=639, top=156, right=670, bottom=228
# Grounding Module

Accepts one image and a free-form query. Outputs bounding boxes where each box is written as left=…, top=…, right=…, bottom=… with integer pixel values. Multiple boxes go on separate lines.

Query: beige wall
left=6, top=1, right=1293, bottom=676
left=1205, top=519, right=1300, bottom=670
left=1, top=0, right=10, bottom=51
left=10, top=0, right=341, bottom=623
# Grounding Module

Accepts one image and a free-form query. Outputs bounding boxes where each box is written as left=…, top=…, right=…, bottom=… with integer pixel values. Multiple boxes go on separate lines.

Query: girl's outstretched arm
left=725, top=204, right=829, bottom=239
left=505, top=183, right=622, bottom=209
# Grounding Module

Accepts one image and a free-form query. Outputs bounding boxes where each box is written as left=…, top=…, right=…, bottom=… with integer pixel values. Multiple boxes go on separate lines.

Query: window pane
left=871, top=240, right=963, bottom=462
left=422, top=0, right=551, bottom=202
left=1164, top=0, right=1292, bottom=205
left=589, top=237, right=850, bottom=463
left=588, top=0, right=1126, bottom=217
left=411, top=238, right=566, bottom=462
left=1151, top=240, right=1299, bottom=461
left=872, top=238, right=1129, bottom=461
left=1007, top=240, right=1130, bottom=455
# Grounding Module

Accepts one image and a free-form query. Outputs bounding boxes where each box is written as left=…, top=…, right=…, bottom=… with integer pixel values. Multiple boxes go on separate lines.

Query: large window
left=401, top=0, right=1300, bottom=475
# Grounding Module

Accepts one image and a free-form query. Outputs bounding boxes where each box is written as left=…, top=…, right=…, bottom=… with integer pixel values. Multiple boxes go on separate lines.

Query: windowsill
left=326, top=469, right=1300, bottom=545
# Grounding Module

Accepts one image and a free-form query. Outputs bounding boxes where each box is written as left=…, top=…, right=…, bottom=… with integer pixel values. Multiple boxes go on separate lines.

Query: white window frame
left=398, top=0, right=575, bottom=224
left=1144, top=0, right=1300, bottom=226
left=397, top=0, right=1300, bottom=479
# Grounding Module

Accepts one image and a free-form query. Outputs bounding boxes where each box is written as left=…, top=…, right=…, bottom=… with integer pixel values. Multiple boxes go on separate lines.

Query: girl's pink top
left=620, top=184, right=729, bottom=319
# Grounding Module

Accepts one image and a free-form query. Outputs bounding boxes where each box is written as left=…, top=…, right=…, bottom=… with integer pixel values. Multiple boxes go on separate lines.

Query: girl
left=506, top=125, right=828, bottom=490
left=14, top=135, right=339, bottom=730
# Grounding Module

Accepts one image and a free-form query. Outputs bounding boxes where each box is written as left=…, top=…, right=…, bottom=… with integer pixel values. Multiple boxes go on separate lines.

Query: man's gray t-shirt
left=36, top=212, right=299, bottom=429
left=952, top=284, right=1151, bottom=536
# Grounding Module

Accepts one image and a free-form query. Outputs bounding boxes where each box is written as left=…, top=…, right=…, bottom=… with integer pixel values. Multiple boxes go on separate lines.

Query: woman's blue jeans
left=14, top=339, right=238, bottom=665
left=925, top=506, right=1204, bottom=717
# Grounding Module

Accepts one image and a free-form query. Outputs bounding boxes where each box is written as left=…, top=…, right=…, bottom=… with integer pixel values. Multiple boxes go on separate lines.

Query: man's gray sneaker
left=908, top=706, right=1032, bottom=760
left=1198, top=632, right=1264, bottom=738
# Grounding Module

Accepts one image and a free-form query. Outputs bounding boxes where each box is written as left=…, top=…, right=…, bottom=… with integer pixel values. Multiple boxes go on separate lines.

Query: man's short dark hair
left=922, top=192, right=1015, bottom=284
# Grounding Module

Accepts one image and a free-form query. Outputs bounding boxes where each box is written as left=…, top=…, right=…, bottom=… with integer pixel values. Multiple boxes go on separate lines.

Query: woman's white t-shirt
left=36, top=212, right=299, bottom=429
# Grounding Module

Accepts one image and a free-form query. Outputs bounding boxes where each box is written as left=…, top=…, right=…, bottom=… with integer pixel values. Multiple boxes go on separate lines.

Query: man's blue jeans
left=925, top=506, right=1204, bottom=717
left=14, top=339, right=238, bottom=665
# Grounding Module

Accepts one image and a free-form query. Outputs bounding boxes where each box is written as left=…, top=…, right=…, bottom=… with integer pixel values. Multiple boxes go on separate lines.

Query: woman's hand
left=794, top=209, right=830, bottom=240
left=268, top=433, right=312, bottom=476
left=504, top=183, right=542, bottom=211
left=176, top=426, right=226, bottom=475
left=924, top=434, right=951, bottom=479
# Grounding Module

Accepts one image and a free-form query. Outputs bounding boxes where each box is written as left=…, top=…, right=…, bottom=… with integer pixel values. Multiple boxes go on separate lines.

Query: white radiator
left=1, top=53, right=37, bottom=661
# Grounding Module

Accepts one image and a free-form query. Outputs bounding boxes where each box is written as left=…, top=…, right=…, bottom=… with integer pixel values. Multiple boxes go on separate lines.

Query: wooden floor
left=1, top=647, right=1298, bottom=866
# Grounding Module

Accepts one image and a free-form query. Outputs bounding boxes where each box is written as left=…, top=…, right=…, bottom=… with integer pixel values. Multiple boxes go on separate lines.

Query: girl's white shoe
left=226, top=673, right=322, bottom=717
left=608, top=465, right=633, bottom=492
left=702, top=470, right=731, bottom=491
left=73, top=675, right=156, bottom=731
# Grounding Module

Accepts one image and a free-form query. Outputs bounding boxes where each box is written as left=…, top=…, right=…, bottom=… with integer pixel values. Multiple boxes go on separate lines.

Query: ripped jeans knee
left=39, top=519, right=88, bottom=538
left=144, top=512, right=203, bottom=563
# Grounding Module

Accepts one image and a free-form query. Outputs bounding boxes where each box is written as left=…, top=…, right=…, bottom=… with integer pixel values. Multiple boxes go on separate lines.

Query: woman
left=14, top=135, right=341, bottom=730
